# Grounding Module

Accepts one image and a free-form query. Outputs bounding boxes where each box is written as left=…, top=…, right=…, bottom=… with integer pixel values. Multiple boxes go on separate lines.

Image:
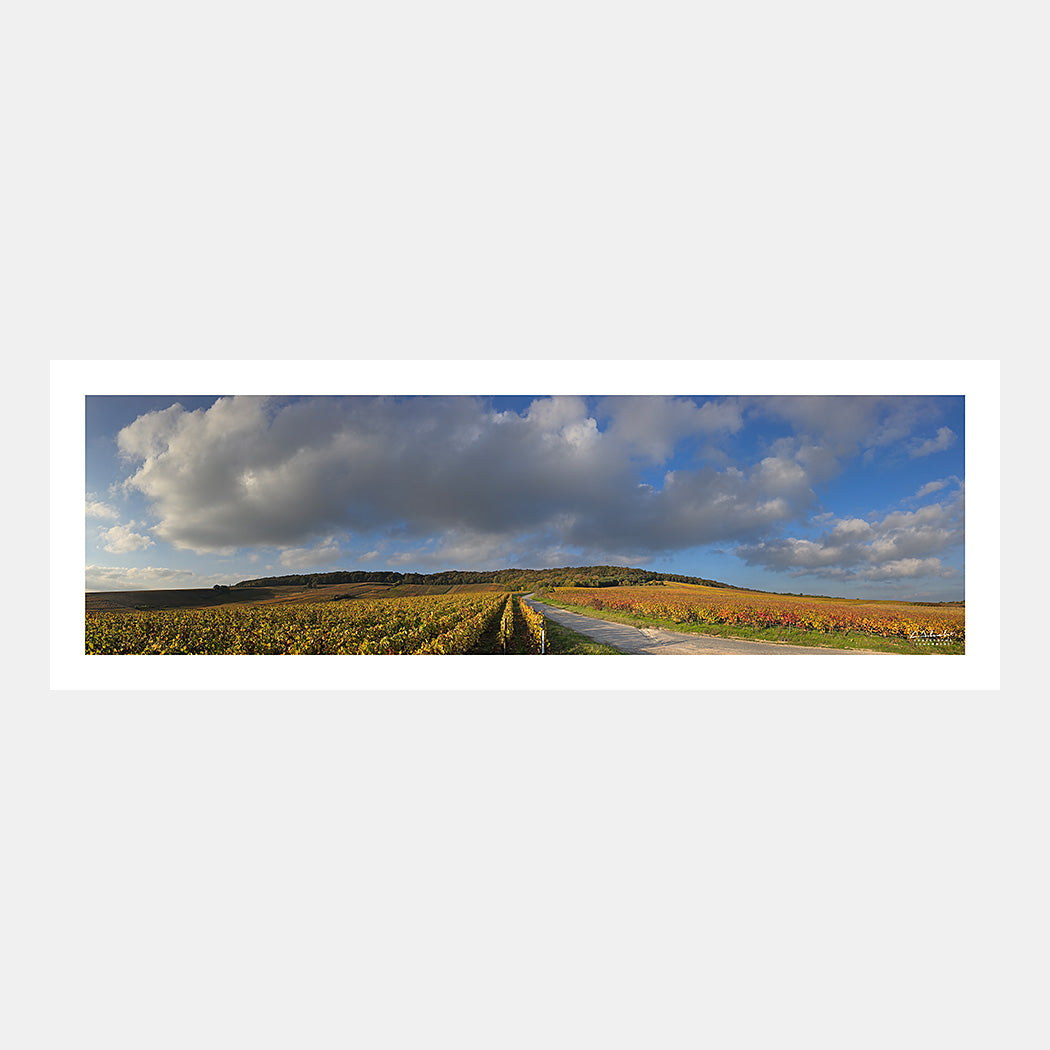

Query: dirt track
left=522, top=596, right=883, bottom=655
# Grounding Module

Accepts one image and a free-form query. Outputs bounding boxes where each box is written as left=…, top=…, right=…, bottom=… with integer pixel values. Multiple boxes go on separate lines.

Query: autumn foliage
left=86, top=593, right=508, bottom=655
left=85, top=590, right=558, bottom=655
left=547, top=584, right=964, bottom=644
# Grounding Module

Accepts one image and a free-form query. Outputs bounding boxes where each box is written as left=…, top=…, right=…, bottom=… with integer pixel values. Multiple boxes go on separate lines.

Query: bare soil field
left=84, top=588, right=280, bottom=612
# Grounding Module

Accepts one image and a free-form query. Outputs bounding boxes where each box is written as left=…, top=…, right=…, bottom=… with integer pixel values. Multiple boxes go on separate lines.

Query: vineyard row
left=86, top=593, right=549, bottom=655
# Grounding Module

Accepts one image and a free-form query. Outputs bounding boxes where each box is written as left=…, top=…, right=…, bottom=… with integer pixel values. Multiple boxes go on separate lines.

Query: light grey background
left=18, top=0, right=1038, bottom=1045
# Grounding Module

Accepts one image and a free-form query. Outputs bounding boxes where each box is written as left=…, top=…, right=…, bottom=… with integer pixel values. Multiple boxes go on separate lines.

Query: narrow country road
left=521, top=596, right=883, bottom=655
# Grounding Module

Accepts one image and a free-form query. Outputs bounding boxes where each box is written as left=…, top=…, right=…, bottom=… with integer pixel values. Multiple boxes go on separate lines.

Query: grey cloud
left=557, top=454, right=817, bottom=556
left=386, top=529, right=530, bottom=570
left=744, top=396, right=941, bottom=456
left=595, top=395, right=743, bottom=462
left=113, top=394, right=957, bottom=569
left=735, top=488, right=964, bottom=583
left=121, top=395, right=771, bottom=556
left=277, top=536, right=345, bottom=570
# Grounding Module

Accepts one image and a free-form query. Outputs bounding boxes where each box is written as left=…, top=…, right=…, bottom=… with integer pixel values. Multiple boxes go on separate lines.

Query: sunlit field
left=85, top=579, right=965, bottom=655
left=540, top=583, right=964, bottom=653
left=86, top=592, right=555, bottom=655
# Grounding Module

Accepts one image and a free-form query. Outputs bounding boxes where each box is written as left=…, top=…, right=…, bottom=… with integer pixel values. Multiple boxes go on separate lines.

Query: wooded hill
left=233, top=565, right=741, bottom=592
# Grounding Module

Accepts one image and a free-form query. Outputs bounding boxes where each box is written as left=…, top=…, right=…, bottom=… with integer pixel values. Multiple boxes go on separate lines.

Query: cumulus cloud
left=910, top=426, right=957, bottom=457
left=277, top=536, right=344, bottom=570
left=107, top=394, right=963, bottom=582
left=866, top=557, right=950, bottom=580
left=911, top=476, right=963, bottom=504
left=915, top=478, right=950, bottom=499
left=97, top=523, right=154, bottom=553
left=735, top=487, right=964, bottom=583
left=85, top=496, right=120, bottom=521
left=386, top=529, right=522, bottom=570
left=746, top=395, right=942, bottom=457
left=595, top=395, right=742, bottom=462
left=114, top=395, right=828, bottom=560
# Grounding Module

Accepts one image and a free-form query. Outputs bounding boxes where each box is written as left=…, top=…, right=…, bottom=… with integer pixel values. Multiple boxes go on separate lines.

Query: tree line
left=232, top=565, right=741, bottom=591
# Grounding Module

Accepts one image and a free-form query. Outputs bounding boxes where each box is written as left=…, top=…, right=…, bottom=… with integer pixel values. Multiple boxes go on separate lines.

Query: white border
left=53, top=359, right=999, bottom=689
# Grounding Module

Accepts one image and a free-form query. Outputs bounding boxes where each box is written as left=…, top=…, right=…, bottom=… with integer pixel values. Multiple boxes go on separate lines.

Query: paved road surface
left=521, top=596, right=881, bottom=655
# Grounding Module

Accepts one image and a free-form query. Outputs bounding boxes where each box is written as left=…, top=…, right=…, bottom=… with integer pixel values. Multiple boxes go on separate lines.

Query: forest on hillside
left=232, top=565, right=740, bottom=592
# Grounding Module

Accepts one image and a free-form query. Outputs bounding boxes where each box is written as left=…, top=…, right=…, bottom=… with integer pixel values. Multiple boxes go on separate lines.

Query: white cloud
left=85, top=565, right=241, bottom=591
left=277, top=536, right=343, bottom=570
left=386, top=529, right=512, bottom=569
left=914, top=475, right=960, bottom=499
left=910, top=426, right=957, bottom=457
left=114, top=395, right=820, bottom=558
left=97, top=524, right=154, bottom=553
left=85, top=496, right=120, bottom=521
left=116, top=403, right=191, bottom=463
left=866, top=557, right=953, bottom=580
left=108, top=394, right=961, bottom=573
left=735, top=487, right=964, bottom=584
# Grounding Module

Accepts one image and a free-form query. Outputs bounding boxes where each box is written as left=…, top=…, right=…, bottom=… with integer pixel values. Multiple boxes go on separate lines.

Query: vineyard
left=85, top=593, right=550, bottom=655
left=85, top=579, right=965, bottom=654
left=543, top=584, right=965, bottom=647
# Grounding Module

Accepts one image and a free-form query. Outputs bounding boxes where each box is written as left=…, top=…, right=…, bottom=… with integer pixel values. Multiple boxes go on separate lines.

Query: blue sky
left=85, top=394, right=965, bottom=599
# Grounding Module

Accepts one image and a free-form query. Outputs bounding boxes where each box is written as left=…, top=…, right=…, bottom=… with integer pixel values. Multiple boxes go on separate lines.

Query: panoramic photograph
left=85, top=393, right=965, bottom=655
